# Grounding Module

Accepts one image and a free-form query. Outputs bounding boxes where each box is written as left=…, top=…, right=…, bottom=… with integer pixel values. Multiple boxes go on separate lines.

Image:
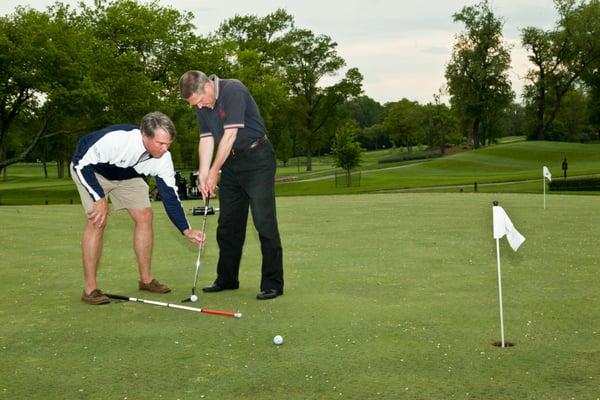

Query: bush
left=378, top=150, right=442, bottom=164
left=549, top=176, right=600, bottom=191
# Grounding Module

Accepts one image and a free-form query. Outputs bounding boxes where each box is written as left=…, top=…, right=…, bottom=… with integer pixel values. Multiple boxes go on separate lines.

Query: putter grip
left=105, top=293, right=130, bottom=301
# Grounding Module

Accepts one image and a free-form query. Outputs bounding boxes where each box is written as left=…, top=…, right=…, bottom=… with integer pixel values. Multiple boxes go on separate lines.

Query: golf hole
left=492, top=341, right=515, bottom=348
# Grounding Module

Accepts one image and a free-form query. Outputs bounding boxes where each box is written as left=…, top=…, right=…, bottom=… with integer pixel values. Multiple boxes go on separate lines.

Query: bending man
left=71, top=111, right=204, bottom=305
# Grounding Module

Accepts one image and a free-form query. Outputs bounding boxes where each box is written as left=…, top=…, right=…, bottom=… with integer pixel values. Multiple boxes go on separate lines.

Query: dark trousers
left=215, top=140, right=284, bottom=292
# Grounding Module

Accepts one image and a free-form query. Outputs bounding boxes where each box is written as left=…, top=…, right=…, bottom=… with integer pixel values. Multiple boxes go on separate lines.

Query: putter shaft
left=183, top=198, right=211, bottom=303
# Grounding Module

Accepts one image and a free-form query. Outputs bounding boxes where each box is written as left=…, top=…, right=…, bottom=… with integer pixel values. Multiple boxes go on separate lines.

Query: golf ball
left=190, top=294, right=198, bottom=302
left=273, top=335, right=284, bottom=345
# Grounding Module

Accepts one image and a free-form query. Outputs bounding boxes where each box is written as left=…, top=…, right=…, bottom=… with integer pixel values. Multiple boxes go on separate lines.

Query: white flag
left=543, top=166, right=552, bottom=181
left=493, top=206, right=526, bottom=251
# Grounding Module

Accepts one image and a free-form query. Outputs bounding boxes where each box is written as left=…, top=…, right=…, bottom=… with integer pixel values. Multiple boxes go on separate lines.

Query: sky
left=1, top=0, right=559, bottom=104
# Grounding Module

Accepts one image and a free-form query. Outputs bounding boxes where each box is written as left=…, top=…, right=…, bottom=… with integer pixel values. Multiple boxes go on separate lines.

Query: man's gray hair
left=179, top=70, right=210, bottom=99
left=140, top=111, right=176, bottom=139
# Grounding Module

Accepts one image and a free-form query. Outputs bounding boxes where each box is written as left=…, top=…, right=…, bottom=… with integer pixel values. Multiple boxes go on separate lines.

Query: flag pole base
left=492, top=341, right=515, bottom=348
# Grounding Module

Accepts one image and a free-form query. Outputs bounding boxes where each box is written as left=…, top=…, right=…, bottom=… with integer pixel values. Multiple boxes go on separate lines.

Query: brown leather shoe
left=138, top=278, right=171, bottom=293
left=81, top=289, right=111, bottom=305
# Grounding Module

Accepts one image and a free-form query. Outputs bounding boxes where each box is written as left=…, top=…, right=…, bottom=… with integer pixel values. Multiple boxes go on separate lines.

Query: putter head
left=181, top=288, right=197, bottom=303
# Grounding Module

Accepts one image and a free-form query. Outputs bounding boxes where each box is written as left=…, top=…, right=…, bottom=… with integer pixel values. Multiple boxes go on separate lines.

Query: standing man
left=71, top=111, right=205, bottom=305
left=179, top=71, right=284, bottom=300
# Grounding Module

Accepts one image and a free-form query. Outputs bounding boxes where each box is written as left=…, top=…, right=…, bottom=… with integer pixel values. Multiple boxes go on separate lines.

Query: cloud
left=0, top=0, right=558, bottom=104
left=332, top=30, right=454, bottom=102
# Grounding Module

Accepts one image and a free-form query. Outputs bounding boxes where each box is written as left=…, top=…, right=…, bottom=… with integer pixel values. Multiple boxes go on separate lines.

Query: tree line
left=1, top=0, right=599, bottom=178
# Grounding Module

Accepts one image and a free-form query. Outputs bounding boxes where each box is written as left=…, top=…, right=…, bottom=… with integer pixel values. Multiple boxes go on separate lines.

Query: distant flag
left=542, top=166, right=551, bottom=209
left=543, top=166, right=552, bottom=181
left=491, top=201, right=525, bottom=348
left=493, top=204, right=526, bottom=251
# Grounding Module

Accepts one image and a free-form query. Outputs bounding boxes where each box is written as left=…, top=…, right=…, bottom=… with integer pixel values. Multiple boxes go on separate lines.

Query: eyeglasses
left=187, top=93, right=204, bottom=108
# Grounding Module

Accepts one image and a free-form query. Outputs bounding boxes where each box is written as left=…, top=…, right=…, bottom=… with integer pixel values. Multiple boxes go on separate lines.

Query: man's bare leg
left=82, top=220, right=105, bottom=294
left=128, top=207, right=154, bottom=284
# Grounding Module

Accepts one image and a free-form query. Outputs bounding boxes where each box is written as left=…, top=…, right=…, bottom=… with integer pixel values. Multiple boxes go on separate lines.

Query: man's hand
left=87, top=198, right=109, bottom=228
left=205, top=168, right=220, bottom=197
left=198, top=169, right=219, bottom=199
left=183, top=228, right=206, bottom=247
left=198, top=170, right=210, bottom=200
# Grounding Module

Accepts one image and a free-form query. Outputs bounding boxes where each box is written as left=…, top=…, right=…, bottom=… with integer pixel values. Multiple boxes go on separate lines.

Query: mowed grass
left=275, top=141, right=600, bottom=195
left=0, top=163, right=80, bottom=205
left=1, top=193, right=599, bottom=399
left=1, top=141, right=600, bottom=204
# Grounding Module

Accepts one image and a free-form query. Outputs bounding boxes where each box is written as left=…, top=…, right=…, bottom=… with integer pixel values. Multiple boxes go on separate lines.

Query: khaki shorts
left=71, top=163, right=151, bottom=212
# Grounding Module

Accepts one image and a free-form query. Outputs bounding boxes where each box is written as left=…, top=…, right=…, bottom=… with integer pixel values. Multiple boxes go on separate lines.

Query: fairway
left=3, top=141, right=600, bottom=204
left=1, top=193, right=599, bottom=399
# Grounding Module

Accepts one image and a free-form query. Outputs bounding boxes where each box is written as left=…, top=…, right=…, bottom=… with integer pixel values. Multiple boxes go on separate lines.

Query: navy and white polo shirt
left=71, top=124, right=190, bottom=233
left=195, top=75, right=266, bottom=150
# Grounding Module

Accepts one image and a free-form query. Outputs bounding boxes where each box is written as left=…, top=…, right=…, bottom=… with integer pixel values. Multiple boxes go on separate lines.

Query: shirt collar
left=136, top=129, right=152, bottom=161
left=209, top=74, right=220, bottom=100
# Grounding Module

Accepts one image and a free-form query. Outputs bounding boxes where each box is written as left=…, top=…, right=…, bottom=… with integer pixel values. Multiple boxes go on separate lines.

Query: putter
left=191, top=206, right=219, bottom=215
left=105, top=293, right=241, bottom=318
left=182, top=197, right=210, bottom=303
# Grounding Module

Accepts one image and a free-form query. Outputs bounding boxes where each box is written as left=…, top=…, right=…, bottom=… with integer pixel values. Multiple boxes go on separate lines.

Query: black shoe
left=202, top=284, right=239, bottom=293
left=256, top=289, right=283, bottom=300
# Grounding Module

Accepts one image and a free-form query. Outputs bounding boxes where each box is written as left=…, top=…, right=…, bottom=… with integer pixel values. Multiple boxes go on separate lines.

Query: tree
left=331, top=120, right=362, bottom=187
left=587, top=82, right=600, bottom=140
left=445, top=0, right=513, bottom=148
left=362, top=123, right=391, bottom=151
left=0, top=0, right=205, bottom=176
left=580, top=1, right=600, bottom=141
left=498, top=101, right=526, bottom=138
left=215, top=9, right=294, bottom=162
left=341, top=95, right=385, bottom=149
left=216, top=8, right=293, bottom=71
left=383, top=98, right=424, bottom=152
left=0, top=5, right=89, bottom=176
left=342, top=95, right=385, bottom=128
left=422, top=92, right=459, bottom=155
left=183, top=8, right=365, bottom=169
left=521, top=26, right=563, bottom=141
left=79, top=0, right=198, bottom=123
left=522, top=0, right=600, bottom=141
left=283, top=28, right=363, bottom=171
left=551, top=87, right=592, bottom=141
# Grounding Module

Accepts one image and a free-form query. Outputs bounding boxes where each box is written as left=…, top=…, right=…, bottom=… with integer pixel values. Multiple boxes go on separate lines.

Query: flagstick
left=543, top=178, right=546, bottom=209
left=495, top=238, right=506, bottom=348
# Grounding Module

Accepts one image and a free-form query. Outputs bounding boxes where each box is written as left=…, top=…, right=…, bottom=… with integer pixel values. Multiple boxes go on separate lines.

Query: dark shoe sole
left=256, top=289, right=283, bottom=300
left=139, top=287, right=171, bottom=294
left=202, top=284, right=239, bottom=293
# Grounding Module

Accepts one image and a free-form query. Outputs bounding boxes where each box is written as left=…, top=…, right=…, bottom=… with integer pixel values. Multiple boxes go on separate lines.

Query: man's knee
left=129, top=207, right=154, bottom=225
left=85, top=219, right=106, bottom=235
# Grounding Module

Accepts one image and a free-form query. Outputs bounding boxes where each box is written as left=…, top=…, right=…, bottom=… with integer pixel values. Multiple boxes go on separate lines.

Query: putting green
left=1, top=192, right=598, bottom=399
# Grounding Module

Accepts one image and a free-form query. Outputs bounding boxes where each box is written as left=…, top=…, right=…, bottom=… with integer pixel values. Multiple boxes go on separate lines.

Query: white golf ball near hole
left=273, top=335, right=284, bottom=345
left=190, top=294, right=198, bottom=302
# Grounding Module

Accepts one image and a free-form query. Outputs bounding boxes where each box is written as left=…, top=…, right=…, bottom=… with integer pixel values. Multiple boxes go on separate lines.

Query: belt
left=231, top=136, right=268, bottom=157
